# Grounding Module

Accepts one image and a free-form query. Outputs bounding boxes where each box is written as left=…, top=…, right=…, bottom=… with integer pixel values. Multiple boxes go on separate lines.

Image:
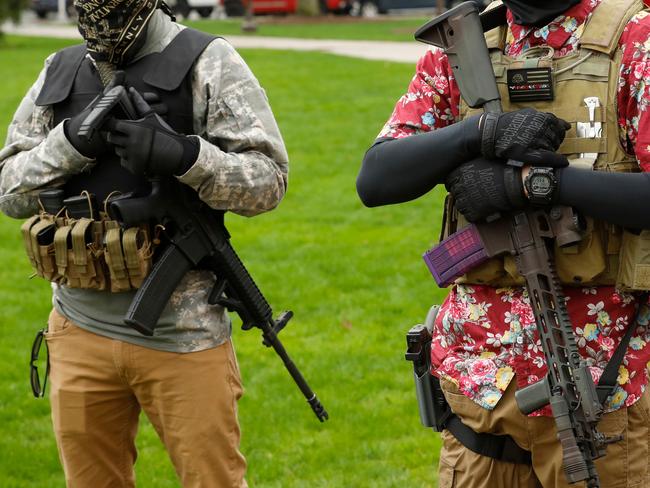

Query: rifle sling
left=480, top=3, right=507, bottom=32
left=596, top=295, right=647, bottom=405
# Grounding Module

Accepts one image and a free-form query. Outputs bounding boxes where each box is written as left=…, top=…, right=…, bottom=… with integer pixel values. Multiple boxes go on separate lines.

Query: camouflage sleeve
left=178, top=38, right=289, bottom=217
left=0, top=55, right=95, bottom=219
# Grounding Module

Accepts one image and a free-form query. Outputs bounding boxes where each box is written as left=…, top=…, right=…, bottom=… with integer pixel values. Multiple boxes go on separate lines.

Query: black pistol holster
left=405, top=305, right=532, bottom=465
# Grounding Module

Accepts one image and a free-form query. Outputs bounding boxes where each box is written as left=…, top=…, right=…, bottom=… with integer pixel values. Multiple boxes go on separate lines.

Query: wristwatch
left=523, top=167, right=558, bottom=206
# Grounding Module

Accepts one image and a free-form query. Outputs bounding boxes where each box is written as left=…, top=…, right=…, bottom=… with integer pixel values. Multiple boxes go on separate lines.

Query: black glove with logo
left=477, top=108, right=571, bottom=167
left=445, top=158, right=528, bottom=223
left=107, top=87, right=199, bottom=177
left=141, top=91, right=168, bottom=119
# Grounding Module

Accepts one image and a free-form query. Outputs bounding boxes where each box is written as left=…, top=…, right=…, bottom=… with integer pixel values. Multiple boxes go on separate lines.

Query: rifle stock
left=415, top=2, right=502, bottom=112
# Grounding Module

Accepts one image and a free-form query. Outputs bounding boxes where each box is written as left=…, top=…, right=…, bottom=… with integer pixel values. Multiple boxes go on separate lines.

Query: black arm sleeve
left=557, top=166, right=650, bottom=229
left=356, top=116, right=481, bottom=207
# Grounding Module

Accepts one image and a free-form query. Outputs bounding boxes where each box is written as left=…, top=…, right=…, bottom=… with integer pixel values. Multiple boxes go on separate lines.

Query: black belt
left=444, top=414, right=532, bottom=465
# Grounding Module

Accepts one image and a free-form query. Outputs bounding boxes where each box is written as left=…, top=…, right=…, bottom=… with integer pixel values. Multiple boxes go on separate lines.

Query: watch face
left=531, top=175, right=552, bottom=195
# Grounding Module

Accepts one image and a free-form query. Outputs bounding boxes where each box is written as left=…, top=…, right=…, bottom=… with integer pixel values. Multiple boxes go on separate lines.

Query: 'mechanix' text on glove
left=478, top=108, right=571, bottom=167
left=445, top=158, right=528, bottom=222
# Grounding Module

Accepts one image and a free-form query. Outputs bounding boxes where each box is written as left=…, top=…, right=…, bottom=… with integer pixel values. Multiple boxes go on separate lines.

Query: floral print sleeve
left=377, top=48, right=461, bottom=139
left=617, top=10, right=650, bottom=169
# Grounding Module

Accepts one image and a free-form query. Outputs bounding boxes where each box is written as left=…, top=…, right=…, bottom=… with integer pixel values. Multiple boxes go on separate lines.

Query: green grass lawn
left=183, top=16, right=430, bottom=41
left=43, top=14, right=432, bottom=42
left=0, top=35, right=447, bottom=487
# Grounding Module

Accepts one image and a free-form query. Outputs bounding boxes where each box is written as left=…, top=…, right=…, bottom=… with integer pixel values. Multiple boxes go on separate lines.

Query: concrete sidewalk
left=2, top=22, right=427, bottom=64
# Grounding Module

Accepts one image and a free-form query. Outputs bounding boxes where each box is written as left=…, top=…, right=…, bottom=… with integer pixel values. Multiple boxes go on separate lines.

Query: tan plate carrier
left=441, top=0, right=650, bottom=291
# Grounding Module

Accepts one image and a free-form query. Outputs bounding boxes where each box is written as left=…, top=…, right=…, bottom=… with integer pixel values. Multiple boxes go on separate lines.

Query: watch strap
left=504, top=166, right=526, bottom=208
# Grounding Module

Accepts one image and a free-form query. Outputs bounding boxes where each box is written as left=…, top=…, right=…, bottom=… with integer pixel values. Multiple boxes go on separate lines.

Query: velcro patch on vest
left=633, top=265, right=650, bottom=290
left=507, top=68, right=554, bottom=102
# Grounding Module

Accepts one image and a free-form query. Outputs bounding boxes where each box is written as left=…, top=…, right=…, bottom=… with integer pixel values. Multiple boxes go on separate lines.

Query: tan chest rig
left=442, top=0, right=650, bottom=291
left=21, top=191, right=155, bottom=292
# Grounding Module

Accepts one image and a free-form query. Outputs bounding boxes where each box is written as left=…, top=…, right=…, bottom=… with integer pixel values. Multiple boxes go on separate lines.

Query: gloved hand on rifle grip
left=107, top=87, right=199, bottom=177
left=141, top=91, right=169, bottom=119
left=64, top=77, right=122, bottom=158
left=476, top=108, right=571, bottom=167
left=445, top=158, right=530, bottom=223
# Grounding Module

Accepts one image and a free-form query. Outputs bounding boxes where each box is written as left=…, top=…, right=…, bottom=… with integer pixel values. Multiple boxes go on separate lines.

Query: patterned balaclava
left=503, top=0, right=582, bottom=26
left=75, top=0, right=159, bottom=67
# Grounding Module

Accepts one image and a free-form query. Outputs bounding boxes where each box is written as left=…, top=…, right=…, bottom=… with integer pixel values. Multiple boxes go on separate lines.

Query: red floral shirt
left=379, top=0, right=650, bottom=414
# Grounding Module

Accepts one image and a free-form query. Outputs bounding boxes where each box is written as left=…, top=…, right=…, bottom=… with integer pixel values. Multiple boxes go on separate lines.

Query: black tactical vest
left=35, top=28, right=217, bottom=205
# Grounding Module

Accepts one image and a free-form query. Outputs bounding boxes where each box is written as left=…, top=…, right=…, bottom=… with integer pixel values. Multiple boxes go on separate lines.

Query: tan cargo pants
left=438, top=376, right=650, bottom=488
left=45, top=309, right=247, bottom=488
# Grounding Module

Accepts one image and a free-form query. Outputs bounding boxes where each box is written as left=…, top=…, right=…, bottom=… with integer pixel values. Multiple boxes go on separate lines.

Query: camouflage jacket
left=0, top=11, right=289, bottom=352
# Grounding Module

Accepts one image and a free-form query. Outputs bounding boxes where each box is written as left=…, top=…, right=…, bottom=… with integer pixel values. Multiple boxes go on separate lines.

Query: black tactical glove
left=477, top=108, right=571, bottom=167
left=445, top=158, right=527, bottom=223
left=107, top=88, right=199, bottom=177
left=141, top=91, right=168, bottom=119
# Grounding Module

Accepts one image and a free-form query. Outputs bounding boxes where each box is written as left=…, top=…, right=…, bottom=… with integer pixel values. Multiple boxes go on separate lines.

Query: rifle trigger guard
left=208, top=277, right=227, bottom=305
left=208, top=277, right=248, bottom=319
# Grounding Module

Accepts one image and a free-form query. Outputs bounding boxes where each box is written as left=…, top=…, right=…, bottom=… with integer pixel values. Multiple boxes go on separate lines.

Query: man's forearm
left=177, top=138, right=287, bottom=217
left=0, top=124, right=95, bottom=218
left=0, top=56, right=94, bottom=219
left=190, top=40, right=290, bottom=217
left=554, top=166, right=650, bottom=229
left=356, top=117, right=481, bottom=207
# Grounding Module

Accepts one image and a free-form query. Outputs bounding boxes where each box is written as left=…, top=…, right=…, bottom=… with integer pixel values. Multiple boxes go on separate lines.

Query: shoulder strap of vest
left=35, top=44, right=87, bottom=107
left=580, top=0, right=644, bottom=57
left=482, top=1, right=507, bottom=51
left=142, top=28, right=219, bottom=91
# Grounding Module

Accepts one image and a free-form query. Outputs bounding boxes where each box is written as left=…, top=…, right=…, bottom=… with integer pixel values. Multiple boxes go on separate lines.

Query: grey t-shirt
left=53, top=270, right=232, bottom=352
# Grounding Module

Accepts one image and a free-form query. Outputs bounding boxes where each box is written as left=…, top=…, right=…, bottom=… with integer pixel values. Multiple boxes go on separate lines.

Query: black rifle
left=415, top=3, right=619, bottom=486
left=110, top=180, right=328, bottom=422
left=79, top=88, right=328, bottom=423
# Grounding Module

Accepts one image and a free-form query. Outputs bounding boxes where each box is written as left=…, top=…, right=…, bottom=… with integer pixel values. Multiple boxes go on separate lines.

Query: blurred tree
left=0, top=0, right=29, bottom=35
